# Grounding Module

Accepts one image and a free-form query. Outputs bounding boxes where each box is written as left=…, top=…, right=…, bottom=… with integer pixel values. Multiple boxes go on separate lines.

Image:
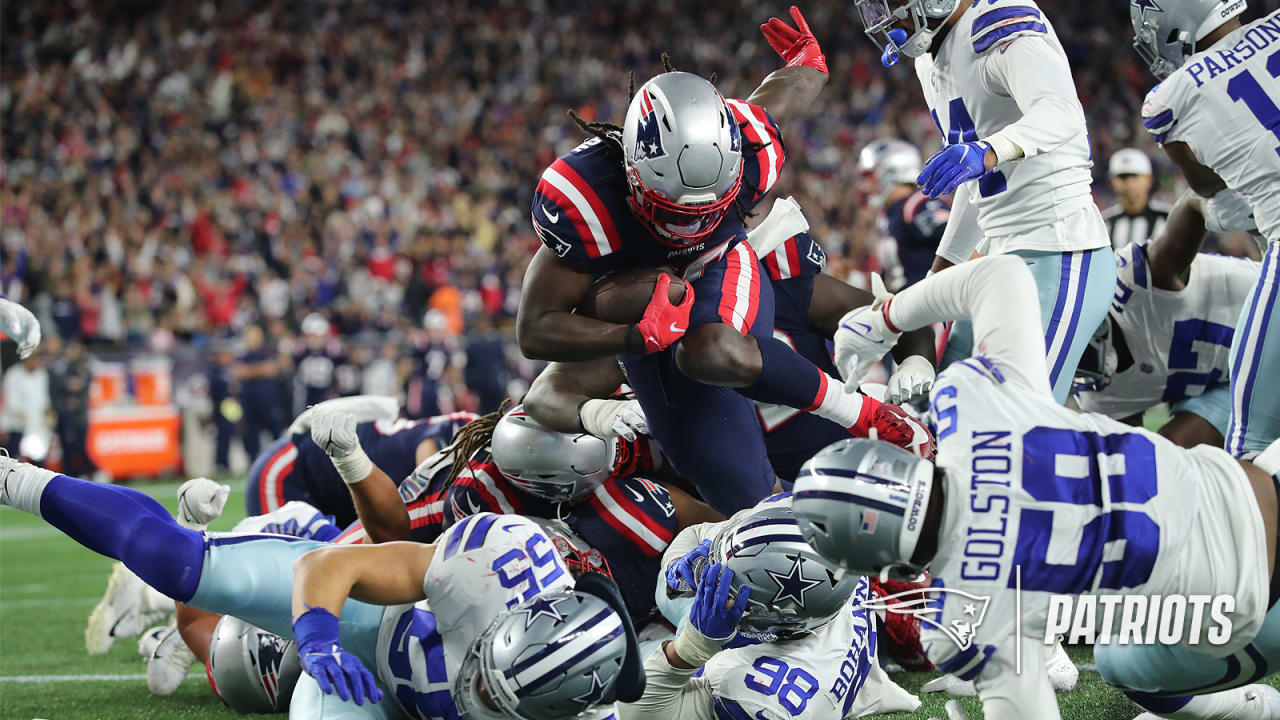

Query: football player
left=1132, top=0, right=1280, bottom=459
left=857, top=139, right=951, bottom=292
left=517, top=8, right=921, bottom=514
left=1075, top=190, right=1261, bottom=449
left=0, top=294, right=40, bottom=359
left=620, top=494, right=921, bottom=720
left=1, top=456, right=643, bottom=720
left=856, top=0, right=1117, bottom=404
left=523, top=199, right=937, bottom=484
left=794, top=254, right=1280, bottom=719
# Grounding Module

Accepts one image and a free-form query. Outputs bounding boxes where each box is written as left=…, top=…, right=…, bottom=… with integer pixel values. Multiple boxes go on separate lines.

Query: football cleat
left=138, top=624, right=169, bottom=659
left=85, top=562, right=169, bottom=654
left=176, top=477, right=231, bottom=530
left=0, top=450, right=14, bottom=506
left=232, top=501, right=337, bottom=540
left=1133, top=684, right=1280, bottom=720
left=144, top=623, right=197, bottom=697
left=1044, top=637, right=1078, bottom=693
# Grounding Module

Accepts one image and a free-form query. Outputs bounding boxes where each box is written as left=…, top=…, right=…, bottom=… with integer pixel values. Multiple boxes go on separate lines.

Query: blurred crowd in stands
left=2, top=0, right=1264, bottom=460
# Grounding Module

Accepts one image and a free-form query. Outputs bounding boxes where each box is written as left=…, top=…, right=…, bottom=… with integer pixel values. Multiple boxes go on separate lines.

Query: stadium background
left=3, top=1, right=1280, bottom=719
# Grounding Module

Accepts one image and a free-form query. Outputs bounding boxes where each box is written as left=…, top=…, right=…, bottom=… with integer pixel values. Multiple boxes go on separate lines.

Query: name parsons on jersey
left=1181, top=8, right=1279, bottom=87
left=960, top=430, right=1015, bottom=583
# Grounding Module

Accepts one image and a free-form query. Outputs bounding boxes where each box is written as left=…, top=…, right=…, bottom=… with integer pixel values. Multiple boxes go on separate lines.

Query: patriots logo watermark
left=634, top=90, right=666, bottom=161
left=855, top=587, right=991, bottom=651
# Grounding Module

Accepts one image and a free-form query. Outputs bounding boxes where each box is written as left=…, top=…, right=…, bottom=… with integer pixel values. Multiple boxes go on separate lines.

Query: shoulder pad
left=533, top=155, right=624, bottom=266
left=724, top=99, right=786, bottom=209
left=762, top=232, right=826, bottom=281
left=1141, top=80, right=1183, bottom=145
left=970, top=2, right=1047, bottom=54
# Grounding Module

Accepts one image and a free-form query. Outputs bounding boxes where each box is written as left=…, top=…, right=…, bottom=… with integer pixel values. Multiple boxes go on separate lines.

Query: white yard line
left=0, top=672, right=202, bottom=683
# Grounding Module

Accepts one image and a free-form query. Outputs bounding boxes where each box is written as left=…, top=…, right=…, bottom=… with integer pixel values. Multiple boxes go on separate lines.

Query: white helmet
left=622, top=72, right=743, bottom=246
left=1132, top=0, right=1248, bottom=78
left=858, top=139, right=924, bottom=206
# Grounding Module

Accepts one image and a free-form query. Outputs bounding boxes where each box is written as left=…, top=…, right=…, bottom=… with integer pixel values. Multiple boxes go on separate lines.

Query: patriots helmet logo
left=1131, top=0, right=1162, bottom=15
left=725, top=105, right=742, bottom=153
left=634, top=91, right=666, bottom=161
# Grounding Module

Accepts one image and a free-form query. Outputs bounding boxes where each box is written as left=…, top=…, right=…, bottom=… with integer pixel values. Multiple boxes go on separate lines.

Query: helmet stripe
left=516, top=623, right=623, bottom=693
left=506, top=606, right=617, bottom=675
left=794, top=488, right=907, bottom=517
left=795, top=465, right=910, bottom=488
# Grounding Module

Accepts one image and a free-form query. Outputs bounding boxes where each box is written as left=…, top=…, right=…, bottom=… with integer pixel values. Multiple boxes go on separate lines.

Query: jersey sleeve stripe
left=260, top=442, right=299, bottom=513
left=971, top=5, right=1041, bottom=34
left=717, top=243, right=761, bottom=334
left=785, top=236, right=802, bottom=276
left=541, top=162, right=621, bottom=258
left=594, top=482, right=671, bottom=554
left=1142, top=109, right=1175, bottom=131
left=443, top=514, right=478, bottom=559
left=763, top=250, right=783, bottom=280
left=470, top=466, right=521, bottom=514
left=604, top=480, right=676, bottom=544
left=903, top=192, right=927, bottom=222
left=1130, top=244, right=1150, bottom=289
left=464, top=513, right=499, bottom=551
left=725, top=99, right=782, bottom=193
left=972, top=19, right=1047, bottom=53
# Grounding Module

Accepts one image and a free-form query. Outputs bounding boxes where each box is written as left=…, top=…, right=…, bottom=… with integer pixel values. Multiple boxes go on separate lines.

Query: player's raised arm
left=746, top=6, right=828, bottom=127
left=1144, top=191, right=1209, bottom=291
left=309, top=410, right=411, bottom=543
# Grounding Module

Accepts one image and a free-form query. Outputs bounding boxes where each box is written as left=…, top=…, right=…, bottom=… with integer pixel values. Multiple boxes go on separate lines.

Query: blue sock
left=41, top=475, right=206, bottom=602
left=740, top=337, right=826, bottom=409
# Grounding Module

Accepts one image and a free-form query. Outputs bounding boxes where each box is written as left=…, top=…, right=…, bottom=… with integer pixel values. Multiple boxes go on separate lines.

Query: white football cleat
left=0, top=452, right=56, bottom=512
left=1134, top=684, right=1280, bottom=720
left=176, top=477, right=230, bottom=530
left=144, top=623, right=197, bottom=697
left=920, top=674, right=978, bottom=697
left=1044, top=638, right=1079, bottom=692
left=137, top=624, right=169, bottom=659
left=85, top=562, right=170, bottom=654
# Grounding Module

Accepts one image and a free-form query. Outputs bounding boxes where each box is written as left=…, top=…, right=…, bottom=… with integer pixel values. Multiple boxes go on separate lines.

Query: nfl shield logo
left=634, top=91, right=666, bottom=161
left=860, top=510, right=879, bottom=534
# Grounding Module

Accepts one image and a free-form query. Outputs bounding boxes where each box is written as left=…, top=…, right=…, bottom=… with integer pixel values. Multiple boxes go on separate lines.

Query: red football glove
left=635, top=274, right=694, bottom=354
left=761, top=6, right=828, bottom=74
left=848, top=397, right=937, bottom=460
left=611, top=436, right=660, bottom=479
left=868, top=577, right=935, bottom=672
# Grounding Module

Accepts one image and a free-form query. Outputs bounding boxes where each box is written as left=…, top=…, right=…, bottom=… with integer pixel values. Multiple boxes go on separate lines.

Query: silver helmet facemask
left=855, top=0, right=960, bottom=60
left=1073, top=316, right=1118, bottom=394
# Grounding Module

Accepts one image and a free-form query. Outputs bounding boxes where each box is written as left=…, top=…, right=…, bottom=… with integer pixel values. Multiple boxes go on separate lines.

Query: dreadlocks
left=442, top=399, right=511, bottom=487
left=566, top=53, right=768, bottom=219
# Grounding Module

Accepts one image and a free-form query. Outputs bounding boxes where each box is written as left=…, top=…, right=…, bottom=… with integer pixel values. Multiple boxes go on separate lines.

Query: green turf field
left=0, top=476, right=1266, bottom=719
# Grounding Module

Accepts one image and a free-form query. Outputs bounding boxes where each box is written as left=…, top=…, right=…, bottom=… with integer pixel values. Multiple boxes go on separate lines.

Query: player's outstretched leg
left=1227, top=242, right=1280, bottom=458
left=1128, top=685, right=1280, bottom=720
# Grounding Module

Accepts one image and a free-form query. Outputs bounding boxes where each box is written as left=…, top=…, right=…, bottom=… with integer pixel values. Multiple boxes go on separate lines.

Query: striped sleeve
left=970, top=4, right=1047, bottom=54
left=533, top=156, right=623, bottom=266
left=724, top=99, right=786, bottom=210
left=444, top=460, right=523, bottom=526
left=762, top=232, right=826, bottom=281
left=585, top=478, right=677, bottom=558
left=1141, top=83, right=1181, bottom=145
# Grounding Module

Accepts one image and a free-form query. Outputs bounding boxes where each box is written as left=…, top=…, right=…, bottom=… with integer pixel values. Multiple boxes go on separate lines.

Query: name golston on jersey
left=1141, top=9, right=1280, bottom=242
left=531, top=99, right=785, bottom=280
left=1076, top=243, right=1260, bottom=418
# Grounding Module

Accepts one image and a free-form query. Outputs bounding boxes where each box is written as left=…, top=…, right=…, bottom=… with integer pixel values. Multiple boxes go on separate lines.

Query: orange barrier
left=87, top=407, right=182, bottom=479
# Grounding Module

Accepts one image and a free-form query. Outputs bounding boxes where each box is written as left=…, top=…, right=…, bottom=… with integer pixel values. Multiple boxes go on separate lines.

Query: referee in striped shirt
left=1102, top=148, right=1170, bottom=250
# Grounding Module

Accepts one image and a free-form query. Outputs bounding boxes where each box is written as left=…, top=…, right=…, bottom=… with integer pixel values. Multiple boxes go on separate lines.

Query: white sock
left=5, top=463, right=58, bottom=518
left=808, top=374, right=868, bottom=429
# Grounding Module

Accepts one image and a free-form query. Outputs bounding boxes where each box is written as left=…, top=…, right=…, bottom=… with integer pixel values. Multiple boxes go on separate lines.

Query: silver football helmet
left=1073, top=316, right=1118, bottom=394
left=858, top=139, right=924, bottom=206
left=792, top=438, right=935, bottom=581
left=710, top=500, right=861, bottom=641
left=207, top=616, right=302, bottom=714
left=491, top=406, right=616, bottom=503
left=1131, top=0, right=1248, bottom=79
left=855, top=0, right=960, bottom=60
left=622, top=72, right=743, bottom=246
left=454, top=589, right=628, bottom=720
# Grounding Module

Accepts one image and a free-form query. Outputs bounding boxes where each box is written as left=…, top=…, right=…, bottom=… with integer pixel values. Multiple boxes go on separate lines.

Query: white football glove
left=887, top=354, right=935, bottom=405
left=927, top=699, right=972, bottom=720
left=834, top=274, right=901, bottom=392
left=0, top=297, right=41, bottom=359
left=310, top=410, right=373, bottom=484
left=176, top=477, right=231, bottom=530
left=579, top=398, right=648, bottom=441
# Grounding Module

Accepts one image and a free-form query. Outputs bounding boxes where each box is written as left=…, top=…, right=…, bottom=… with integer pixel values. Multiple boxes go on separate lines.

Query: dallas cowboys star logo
left=765, top=556, right=823, bottom=609
left=1132, top=0, right=1162, bottom=16
left=515, top=595, right=569, bottom=630
left=571, top=670, right=609, bottom=706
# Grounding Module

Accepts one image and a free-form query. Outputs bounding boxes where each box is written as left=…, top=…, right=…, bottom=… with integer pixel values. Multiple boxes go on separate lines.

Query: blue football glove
left=293, top=607, right=383, bottom=706
left=665, top=539, right=712, bottom=594
left=689, top=562, right=751, bottom=641
left=918, top=141, right=992, bottom=197
left=881, top=28, right=908, bottom=67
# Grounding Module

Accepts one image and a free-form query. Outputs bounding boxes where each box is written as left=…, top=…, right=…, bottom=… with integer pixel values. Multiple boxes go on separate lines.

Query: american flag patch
left=861, top=510, right=880, bottom=534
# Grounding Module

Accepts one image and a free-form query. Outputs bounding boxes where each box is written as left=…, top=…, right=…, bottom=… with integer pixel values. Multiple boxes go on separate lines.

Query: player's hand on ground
left=761, top=6, right=828, bottom=74
left=310, top=410, right=360, bottom=459
left=636, top=274, right=694, bottom=354
left=294, top=607, right=383, bottom=706
left=918, top=141, right=994, bottom=198
left=871, top=403, right=937, bottom=459
left=688, top=562, right=749, bottom=641
left=665, top=538, right=712, bottom=594
left=887, top=354, right=935, bottom=405
left=0, top=297, right=41, bottom=359
left=579, top=398, right=648, bottom=441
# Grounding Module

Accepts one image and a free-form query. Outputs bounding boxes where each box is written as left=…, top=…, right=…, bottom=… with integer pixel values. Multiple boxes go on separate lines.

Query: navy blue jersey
left=757, top=232, right=857, bottom=482
left=290, top=413, right=475, bottom=526
left=530, top=99, right=785, bottom=278
left=882, top=191, right=950, bottom=290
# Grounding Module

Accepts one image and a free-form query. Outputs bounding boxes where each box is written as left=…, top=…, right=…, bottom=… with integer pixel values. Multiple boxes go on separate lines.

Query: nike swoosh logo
left=627, top=485, right=645, bottom=503
left=543, top=205, right=560, bottom=223
left=669, top=323, right=685, bottom=333
left=841, top=321, right=886, bottom=344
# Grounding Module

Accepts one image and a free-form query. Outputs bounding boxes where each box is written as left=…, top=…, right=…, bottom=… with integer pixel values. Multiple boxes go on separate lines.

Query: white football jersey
left=1142, top=10, right=1280, bottom=243
left=703, top=577, right=915, bottom=720
left=374, top=513, right=578, bottom=720
left=921, top=359, right=1268, bottom=708
left=1076, top=243, right=1261, bottom=418
left=915, top=0, right=1100, bottom=249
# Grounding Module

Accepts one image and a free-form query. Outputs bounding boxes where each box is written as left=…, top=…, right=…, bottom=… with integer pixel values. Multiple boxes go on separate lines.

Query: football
left=576, top=267, right=687, bottom=325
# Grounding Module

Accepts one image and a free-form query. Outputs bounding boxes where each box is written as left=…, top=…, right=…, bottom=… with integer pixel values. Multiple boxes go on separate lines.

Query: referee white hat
left=1109, top=148, right=1153, bottom=177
